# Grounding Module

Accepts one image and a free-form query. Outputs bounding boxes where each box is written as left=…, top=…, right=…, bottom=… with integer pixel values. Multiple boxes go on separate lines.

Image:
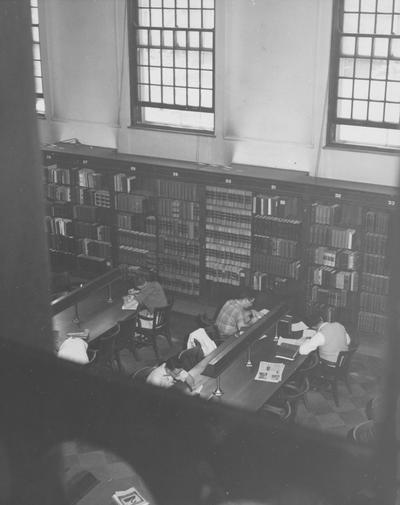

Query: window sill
left=324, top=142, right=400, bottom=156
left=128, top=123, right=215, bottom=138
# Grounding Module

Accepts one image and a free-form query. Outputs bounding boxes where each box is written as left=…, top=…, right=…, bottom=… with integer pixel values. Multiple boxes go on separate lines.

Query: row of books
left=75, top=188, right=111, bottom=208
left=73, top=205, right=99, bottom=223
left=159, top=236, right=200, bottom=257
left=114, top=173, right=136, bottom=193
left=115, top=192, right=154, bottom=214
left=205, top=248, right=251, bottom=268
left=364, top=232, right=387, bottom=255
left=252, top=254, right=301, bottom=279
left=77, top=238, right=112, bottom=259
left=309, top=266, right=359, bottom=292
left=358, top=311, right=388, bottom=334
left=46, top=165, right=71, bottom=185
left=157, top=198, right=200, bottom=221
left=360, top=273, right=390, bottom=295
left=363, top=253, right=387, bottom=275
left=205, top=223, right=252, bottom=238
left=253, top=216, right=302, bottom=240
left=206, top=237, right=250, bottom=254
left=117, top=229, right=156, bottom=251
left=47, top=184, right=71, bottom=202
left=157, top=180, right=199, bottom=201
left=311, top=203, right=340, bottom=225
left=337, top=203, right=363, bottom=226
left=158, top=217, right=199, bottom=239
left=47, top=234, right=75, bottom=254
left=310, top=246, right=360, bottom=270
left=46, top=201, right=73, bottom=219
left=75, top=222, right=111, bottom=242
left=117, top=213, right=156, bottom=234
left=77, top=168, right=104, bottom=189
left=252, top=271, right=291, bottom=292
left=252, top=195, right=300, bottom=219
left=365, top=210, right=389, bottom=234
left=310, top=285, right=350, bottom=308
left=360, top=292, right=388, bottom=314
left=309, top=224, right=357, bottom=250
left=158, top=255, right=200, bottom=276
left=118, top=245, right=156, bottom=269
left=158, top=274, right=200, bottom=296
left=45, top=217, right=73, bottom=237
left=205, top=187, right=252, bottom=209
left=206, top=211, right=252, bottom=230
left=252, top=235, right=299, bottom=259
left=205, top=263, right=247, bottom=286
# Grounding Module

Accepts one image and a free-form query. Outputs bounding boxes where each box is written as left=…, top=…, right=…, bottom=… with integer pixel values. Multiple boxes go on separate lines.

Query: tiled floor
left=60, top=304, right=385, bottom=504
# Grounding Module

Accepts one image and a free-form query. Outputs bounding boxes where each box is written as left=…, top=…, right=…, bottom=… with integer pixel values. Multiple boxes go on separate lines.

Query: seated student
left=57, top=331, right=90, bottom=365
left=126, top=273, right=168, bottom=329
left=299, top=311, right=351, bottom=364
left=215, top=288, right=264, bottom=340
left=146, top=353, right=199, bottom=390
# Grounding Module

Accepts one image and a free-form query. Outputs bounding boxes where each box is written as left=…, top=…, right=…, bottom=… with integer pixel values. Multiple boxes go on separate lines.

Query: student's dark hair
left=305, top=311, right=324, bottom=328
left=165, top=354, right=181, bottom=372
left=238, top=287, right=255, bottom=301
left=173, top=381, right=192, bottom=394
left=134, top=273, right=147, bottom=289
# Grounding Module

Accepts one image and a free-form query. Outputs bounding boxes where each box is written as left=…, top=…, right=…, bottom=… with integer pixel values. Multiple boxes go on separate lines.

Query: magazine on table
left=112, top=486, right=149, bottom=505
left=254, top=361, right=285, bottom=383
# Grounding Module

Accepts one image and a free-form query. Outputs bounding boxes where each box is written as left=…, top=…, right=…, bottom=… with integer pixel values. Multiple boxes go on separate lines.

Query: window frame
left=30, top=0, right=45, bottom=117
left=127, top=0, right=215, bottom=134
left=327, top=0, right=400, bottom=152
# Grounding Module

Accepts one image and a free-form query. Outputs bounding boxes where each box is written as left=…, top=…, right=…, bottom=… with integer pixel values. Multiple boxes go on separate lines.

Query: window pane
left=369, top=79, right=386, bottom=99
left=342, top=36, right=356, bottom=55
left=138, top=66, right=149, bottom=83
left=36, top=98, right=45, bottom=115
left=163, top=30, right=174, bottom=47
left=31, top=7, right=39, bottom=25
left=33, top=60, right=42, bottom=77
left=188, top=69, right=200, bottom=87
left=386, top=81, right=400, bottom=100
left=361, top=0, right=378, bottom=11
left=139, top=84, right=149, bottom=101
left=164, top=9, right=175, bottom=27
left=201, top=69, right=213, bottom=88
left=175, top=87, right=187, bottom=105
left=162, top=49, right=173, bottom=66
left=151, top=8, right=162, bottom=26
left=177, top=9, right=188, bottom=27
left=352, top=99, right=368, bottom=119
left=151, top=0, right=162, bottom=7
left=337, top=99, right=352, bottom=118
left=357, top=37, right=372, bottom=55
left=164, top=0, right=175, bottom=7
left=201, top=89, right=213, bottom=108
left=162, top=67, right=174, bottom=84
left=376, top=14, right=392, bottom=33
left=138, top=48, right=149, bottom=65
left=354, top=79, right=370, bottom=98
left=176, top=30, right=187, bottom=47
left=339, top=58, right=355, bottom=77
left=201, top=51, right=213, bottom=69
left=189, top=9, right=202, bottom=28
left=203, top=10, right=214, bottom=29
left=391, top=38, right=400, bottom=57
left=368, top=101, right=384, bottom=120
left=149, top=48, right=161, bottom=66
left=203, top=0, right=214, bottom=7
left=355, top=58, right=371, bottom=77
left=150, top=85, right=162, bottom=102
left=377, top=0, right=393, bottom=12
left=371, top=58, right=387, bottom=78
left=190, top=0, right=201, bottom=8
left=150, top=29, right=160, bottom=46
left=137, top=29, right=149, bottom=45
left=359, top=13, right=376, bottom=33
left=188, top=50, right=199, bottom=68
left=384, top=102, right=400, bottom=122
left=189, top=31, right=200, bottom=48
left=344, top=0, right=360, bottom=10
left=33, top=43, right=41, bottom=60
left=175, top=50, right=186, bottom=67
left=388, top=60, right=400, bottom=79
left=149, top=67, right=161, bottom=84
left=338, top=78, right=354, bottom=98
left=394, top=14, right=400, bottom=33
left=163, top=86, right=174, bottom=103
left=138, top=8, right=150, bottom=26
left=35, top=77, right=43, bottom=94
left=175, top=68, right=187, bottom=86
left=202, top=31, right=213, bottom=49
left=188, top=87, right=200, bottom=106
left=373, top=37, right=389, bottom=56
left=32, top=26, right=39, bottom=43
left=177, top=0, right=188, bottom=6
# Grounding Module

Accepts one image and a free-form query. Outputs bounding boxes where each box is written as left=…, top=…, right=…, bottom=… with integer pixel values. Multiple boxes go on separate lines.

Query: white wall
left=37, top=0, right=399, bottom=187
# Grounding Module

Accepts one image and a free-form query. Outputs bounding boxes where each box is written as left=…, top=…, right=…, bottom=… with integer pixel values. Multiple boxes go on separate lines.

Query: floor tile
left=315, top=412, right=346, bottom=429
left=338, top=409, right=368, bottom=426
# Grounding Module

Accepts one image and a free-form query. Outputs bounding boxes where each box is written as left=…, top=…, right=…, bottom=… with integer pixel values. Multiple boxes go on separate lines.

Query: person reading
left=215, top=287, right=265, bottom=341
left=125, top=274, right=168, bottom=329
left=299, top=311, right=351, bottom=364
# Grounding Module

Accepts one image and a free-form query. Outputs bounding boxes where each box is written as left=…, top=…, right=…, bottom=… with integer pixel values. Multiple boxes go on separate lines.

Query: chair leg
left=151, top=334, right=160, bottom=361
left=331, top=379, right=339, bottom=407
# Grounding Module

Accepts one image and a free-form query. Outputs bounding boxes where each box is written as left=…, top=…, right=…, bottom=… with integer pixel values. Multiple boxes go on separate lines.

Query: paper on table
left=122, top=297, right=138, bottom=311
left=291, top=321, right=308, bottom=332
left=255, top=361, right=285, bottom=383
left=303, top=328, right=317, bottom=338
left=112, top=487, right=148, bottom=505
left=258, top=308, right=270, bottom=316
left=277, top=336, right=307, bottom=346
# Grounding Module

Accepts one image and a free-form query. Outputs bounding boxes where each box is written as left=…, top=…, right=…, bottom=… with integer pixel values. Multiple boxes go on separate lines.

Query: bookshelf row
left=42, top=143, right=398, bottom=339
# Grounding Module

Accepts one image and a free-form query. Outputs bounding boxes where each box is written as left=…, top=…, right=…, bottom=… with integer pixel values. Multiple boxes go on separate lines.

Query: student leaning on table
left=298, top=311, right=351, bottom=364
left=215, top=287, right=266, bottom=340
left=146, top=352, right=200, bottom=390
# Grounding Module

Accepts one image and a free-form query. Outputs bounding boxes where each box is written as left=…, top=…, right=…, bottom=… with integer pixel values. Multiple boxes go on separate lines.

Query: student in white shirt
left=146, top=354, right=195, bottom=390
left=299, top=312, right=351, bottom=364
left=57, top=334, right=89, bottom=365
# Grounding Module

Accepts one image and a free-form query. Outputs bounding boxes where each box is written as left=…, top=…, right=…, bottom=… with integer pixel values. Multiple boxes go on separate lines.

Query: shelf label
left=270, top=184, right=277, bottom=190
left=82, top=159, right=88, bottom=165
left=130, top=166, right=136, bottom=172
left=46, top=154, right=52, bottom=160
left=225, top=178, right=232, bottom=184
left=172, top=171, right=179, bottom=177
left=387, top=199, right=396, bottom=207
left=334, top=193, right=342, bottom=199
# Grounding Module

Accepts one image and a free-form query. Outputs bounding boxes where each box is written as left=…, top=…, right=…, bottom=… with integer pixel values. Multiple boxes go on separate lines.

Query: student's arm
left=299, top=331, right=325, bottom=355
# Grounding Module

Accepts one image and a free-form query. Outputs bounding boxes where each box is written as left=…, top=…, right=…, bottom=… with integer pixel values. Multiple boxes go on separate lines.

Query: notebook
left=275, top=343, right=299, bottom=361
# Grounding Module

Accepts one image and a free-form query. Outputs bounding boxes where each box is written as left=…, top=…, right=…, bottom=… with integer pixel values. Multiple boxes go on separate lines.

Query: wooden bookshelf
left=42, top=141, right=398, bottom=339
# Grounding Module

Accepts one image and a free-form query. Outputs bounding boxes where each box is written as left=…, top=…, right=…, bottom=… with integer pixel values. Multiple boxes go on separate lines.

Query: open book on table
left=112, top=487, right=149, bottom=505
left=254, top=361, right=285, bottom=383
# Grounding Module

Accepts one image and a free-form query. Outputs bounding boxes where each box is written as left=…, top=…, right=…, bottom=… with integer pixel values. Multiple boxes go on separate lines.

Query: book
left=275, top=343, right=299, bottom=361
left=255, top=361, right=285, bottom=383
left=112, top=487, right=149, bottom=505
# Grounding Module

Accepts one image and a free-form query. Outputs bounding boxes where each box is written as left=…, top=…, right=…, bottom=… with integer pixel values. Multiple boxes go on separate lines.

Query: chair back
left=131, top=366, right=155, bottom=382
left=336, top=346, right=358, bottom=376
left=117, top=314, right=138, bottom=350
left=97, top=323, right=120, bottom=367
left=153, top=303, right=173, bottom=330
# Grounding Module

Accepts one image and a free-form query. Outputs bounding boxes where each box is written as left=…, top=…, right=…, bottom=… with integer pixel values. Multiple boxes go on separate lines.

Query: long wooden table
left=190, top=320, right=306, bottom=411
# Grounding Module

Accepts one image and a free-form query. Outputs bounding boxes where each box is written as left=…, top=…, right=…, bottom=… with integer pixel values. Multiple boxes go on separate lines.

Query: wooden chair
left=318, top=346, right=358, bottom=407
left=286, top=351, right=319, bottom=409
left=263, top=379, right=310, bottom=423
left=95, top=324, right=121, bottom=373
left=259, top=399, right=292, bottom=423
left=116, top=313, right=140, bottom=362
left=130, top=366, right=156, bottom=383
left=134, top=303, right=174, bottom=360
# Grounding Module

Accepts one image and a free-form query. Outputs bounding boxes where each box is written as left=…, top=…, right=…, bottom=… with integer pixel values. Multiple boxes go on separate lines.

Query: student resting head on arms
left=146, top=353, right=196, bottom=390
left=215, top=287, right=264, bottom=341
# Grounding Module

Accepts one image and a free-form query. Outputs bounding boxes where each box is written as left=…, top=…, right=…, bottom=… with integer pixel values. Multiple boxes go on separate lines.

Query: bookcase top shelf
left=42, top=142, right=398, bottom=204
